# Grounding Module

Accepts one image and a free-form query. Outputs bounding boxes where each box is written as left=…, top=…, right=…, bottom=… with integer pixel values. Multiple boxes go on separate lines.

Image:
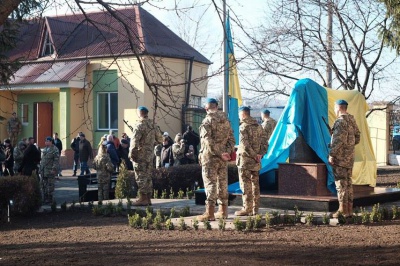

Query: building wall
left=0, top=90, right=15, bottom=142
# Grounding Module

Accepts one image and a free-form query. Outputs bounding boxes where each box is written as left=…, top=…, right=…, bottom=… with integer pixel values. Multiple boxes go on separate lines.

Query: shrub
left=51, top=200, right=57, bottom=212
left=253, top=214, right=262, bottom=229
left=245, top=216, right=254, bottom=231
left=305, top=212, right=314, bottom=226
left=322, top=213, right=329, bottom=225
left=60, top=201, right=67, bottom=212
left=128, top=213, right=142, bottom=228
left=0, top=174, right=41, bottom=220
left=203, top=220, right=212, bottom=230
left=115, top=162, right=134, bottom=199
left=392, top=205, right=399, bottom=220
left=179, top=206, right=190, bottom=217
left=218, top=218, right=226, bottom=231
left=265, top=212, right=273, bottom=228
left=178, top=217, right=187, bottom=230
left=192, top=218, right=199, bottom=230
left=165, top=218, right=174, bottom=230
left=233, top=217, right=244, bottom=231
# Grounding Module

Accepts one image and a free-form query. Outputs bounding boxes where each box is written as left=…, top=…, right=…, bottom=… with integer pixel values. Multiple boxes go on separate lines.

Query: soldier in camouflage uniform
left=39, top=137, right=60, bottom=204
left=13, top=141, right=27, bottom=174
left=235, top=106, right=269, bottom=216
left=197, top=98, right=236, bottom=221
left=7, top=112, right=22, bottom=147
left=93, top=143, right=114, bottom=201
left=261, top=109, right=277, bottom=141
left=329, top=99, right=360, bottom=218
left=129, top=106, right=163, bottom=206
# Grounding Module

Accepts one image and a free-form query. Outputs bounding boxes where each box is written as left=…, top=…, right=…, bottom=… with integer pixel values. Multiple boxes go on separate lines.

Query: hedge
left=0, top=173, right=42, bottom=221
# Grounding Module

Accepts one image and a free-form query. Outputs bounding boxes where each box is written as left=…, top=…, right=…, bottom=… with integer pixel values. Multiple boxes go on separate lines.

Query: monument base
left=278, top=163, right=332, bottom=196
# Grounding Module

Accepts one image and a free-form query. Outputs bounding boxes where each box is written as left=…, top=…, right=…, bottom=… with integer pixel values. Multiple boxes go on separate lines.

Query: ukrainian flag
left=225, top=14, right=242, bottom=145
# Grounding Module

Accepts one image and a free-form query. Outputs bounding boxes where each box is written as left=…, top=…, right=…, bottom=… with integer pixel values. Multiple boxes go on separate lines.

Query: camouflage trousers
left=202, top=161, right=228, bottom=206
left=238, top=168, right=260, bottom=214
left=333, top=165, right=353, bottom=204
left=41, top=175, right=55, bottom=203
left=97, top=173, right=111, bottom=201
left=133, top=161, right=153, bottom=194
left=8, top=132, right=18, bottom=147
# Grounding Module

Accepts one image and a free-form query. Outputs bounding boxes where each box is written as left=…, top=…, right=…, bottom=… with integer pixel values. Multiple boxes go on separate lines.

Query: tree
left=241, top=0, right=398, bottom=103
left=0, top=0, right=48, bottom=83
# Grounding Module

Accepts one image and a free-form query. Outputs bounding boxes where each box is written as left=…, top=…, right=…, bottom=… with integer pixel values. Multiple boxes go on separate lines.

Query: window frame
left=21, top=103, right=29, bottom=124
left=96, top=92, right=118, bottom=131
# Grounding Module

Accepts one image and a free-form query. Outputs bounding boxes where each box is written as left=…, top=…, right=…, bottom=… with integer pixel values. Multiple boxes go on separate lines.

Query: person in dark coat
left=78, top=133, right=93, bottom=176
left=70, top=132, right=81, bottom=176
left=161, top=136, right=174, bottom=167
left=19, top=137, right=41, bottom=177
left=106, top=134, right=119, bottom=172
left=117, top=138, right=133, bottom=170
left=53, top=132, right=63, bottom=177
left=183, top=125, right=200, bottom=162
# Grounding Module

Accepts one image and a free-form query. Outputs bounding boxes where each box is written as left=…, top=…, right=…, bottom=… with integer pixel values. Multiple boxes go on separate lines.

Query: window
left=42, top=31, right=54, bottom=56
left=21, top=104, right=29, bottom=124
left=97, top=92, right=118, bottom=130
left=190, top=95, right=202, bottom=107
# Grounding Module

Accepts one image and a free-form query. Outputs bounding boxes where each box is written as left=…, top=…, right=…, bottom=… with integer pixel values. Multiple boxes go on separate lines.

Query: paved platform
left=49, top=168, right=400, bottom=228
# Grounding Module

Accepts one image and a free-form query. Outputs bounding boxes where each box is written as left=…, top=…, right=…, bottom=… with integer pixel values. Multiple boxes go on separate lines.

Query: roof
left=9, top=60, right=87, bottom=85
left=5, top=6, right=211, bottom=65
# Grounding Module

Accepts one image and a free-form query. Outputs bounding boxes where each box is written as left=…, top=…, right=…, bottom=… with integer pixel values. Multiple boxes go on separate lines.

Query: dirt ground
left=1, top=170, right=400, bottom=265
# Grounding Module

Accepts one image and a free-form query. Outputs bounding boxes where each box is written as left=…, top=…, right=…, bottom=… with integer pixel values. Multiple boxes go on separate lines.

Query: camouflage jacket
left=237, top=116, right=269, bottom=171
left=199, top=110, right=235, bottom=165
left=172, top=142, right=186, bottom=161
left=261, top=117, right=277, bottom=141
left=39, top=145, right=60, bottom=177
left=93, top=153, right=114, bottom=175
left=130, top=117, right=163, bottom=164
left=329, top=114, right=361, bottom=168
left=7, top=117, right=21, bottom=134
left=13, top=147, right=24, bottom=171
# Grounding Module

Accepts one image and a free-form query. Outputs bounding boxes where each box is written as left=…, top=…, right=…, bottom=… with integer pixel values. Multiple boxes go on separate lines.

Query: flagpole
left=223, top=0, right=228, bottom=113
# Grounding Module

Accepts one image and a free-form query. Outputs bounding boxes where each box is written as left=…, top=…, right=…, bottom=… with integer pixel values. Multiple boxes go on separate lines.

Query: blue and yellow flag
left=225, top=14, right=242, bottom=145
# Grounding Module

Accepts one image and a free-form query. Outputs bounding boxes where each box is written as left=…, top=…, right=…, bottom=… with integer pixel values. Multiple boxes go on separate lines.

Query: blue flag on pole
left=225, top=14, right=242, bottom=145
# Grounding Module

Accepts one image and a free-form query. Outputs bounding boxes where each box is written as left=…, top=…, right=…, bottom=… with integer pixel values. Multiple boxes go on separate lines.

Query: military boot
left=147, top=193, right=152, bottom=206
left=72, top=171, right=77, bottom=177
left=133, top=193, right=149, bottom=206
left=331, top=202, right=345, bottom=218
left=197, top=204, right=215, bottom=221
left=214, top=204, right=228, bottom=219
left=234, top=208, right=252, bottom=216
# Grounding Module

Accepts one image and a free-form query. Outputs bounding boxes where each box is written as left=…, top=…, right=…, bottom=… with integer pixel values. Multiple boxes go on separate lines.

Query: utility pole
left=326, top=0, right=333, bottom=88
left=223, top=0, right=228, bottom=113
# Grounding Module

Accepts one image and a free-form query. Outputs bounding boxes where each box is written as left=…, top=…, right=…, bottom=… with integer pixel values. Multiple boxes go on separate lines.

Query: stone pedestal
left=278, top=163, right=332, bottom=196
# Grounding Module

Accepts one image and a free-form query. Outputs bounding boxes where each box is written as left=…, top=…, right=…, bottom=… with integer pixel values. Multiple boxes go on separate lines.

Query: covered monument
left=229, top=78, right=376, bottom=194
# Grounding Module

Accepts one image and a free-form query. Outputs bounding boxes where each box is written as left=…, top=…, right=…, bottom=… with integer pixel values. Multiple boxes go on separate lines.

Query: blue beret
left=239, top=106, right=250, bottom=112
left=206, top=98, right=218, bottom=104
left=45, top=136, right=53, bottom=142
left=262, top=109, right=270, bottom=114
left=335, top=99, right=348, bottom=105
left=138, top=106, right=149, bottom=112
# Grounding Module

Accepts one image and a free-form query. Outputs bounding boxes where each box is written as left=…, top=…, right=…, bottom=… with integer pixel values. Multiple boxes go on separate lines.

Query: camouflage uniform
left=39, top=145, right=60, bottom=203
left=236, top=116, right=269, bottom=215
left=93, top=151, right=114, bottom=201
left=130, top=117, right=163, bottom=195
left=198, top=110, right=235, bottom=207
left=261, top=117, right=277, bottom=141
left=329, top=114, right=360, bottom=210
left=7, top=116, right=22, bottom=147
left=172, top=142, right=186, bottom=166
left=13, top=142, right=25, bottom=173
